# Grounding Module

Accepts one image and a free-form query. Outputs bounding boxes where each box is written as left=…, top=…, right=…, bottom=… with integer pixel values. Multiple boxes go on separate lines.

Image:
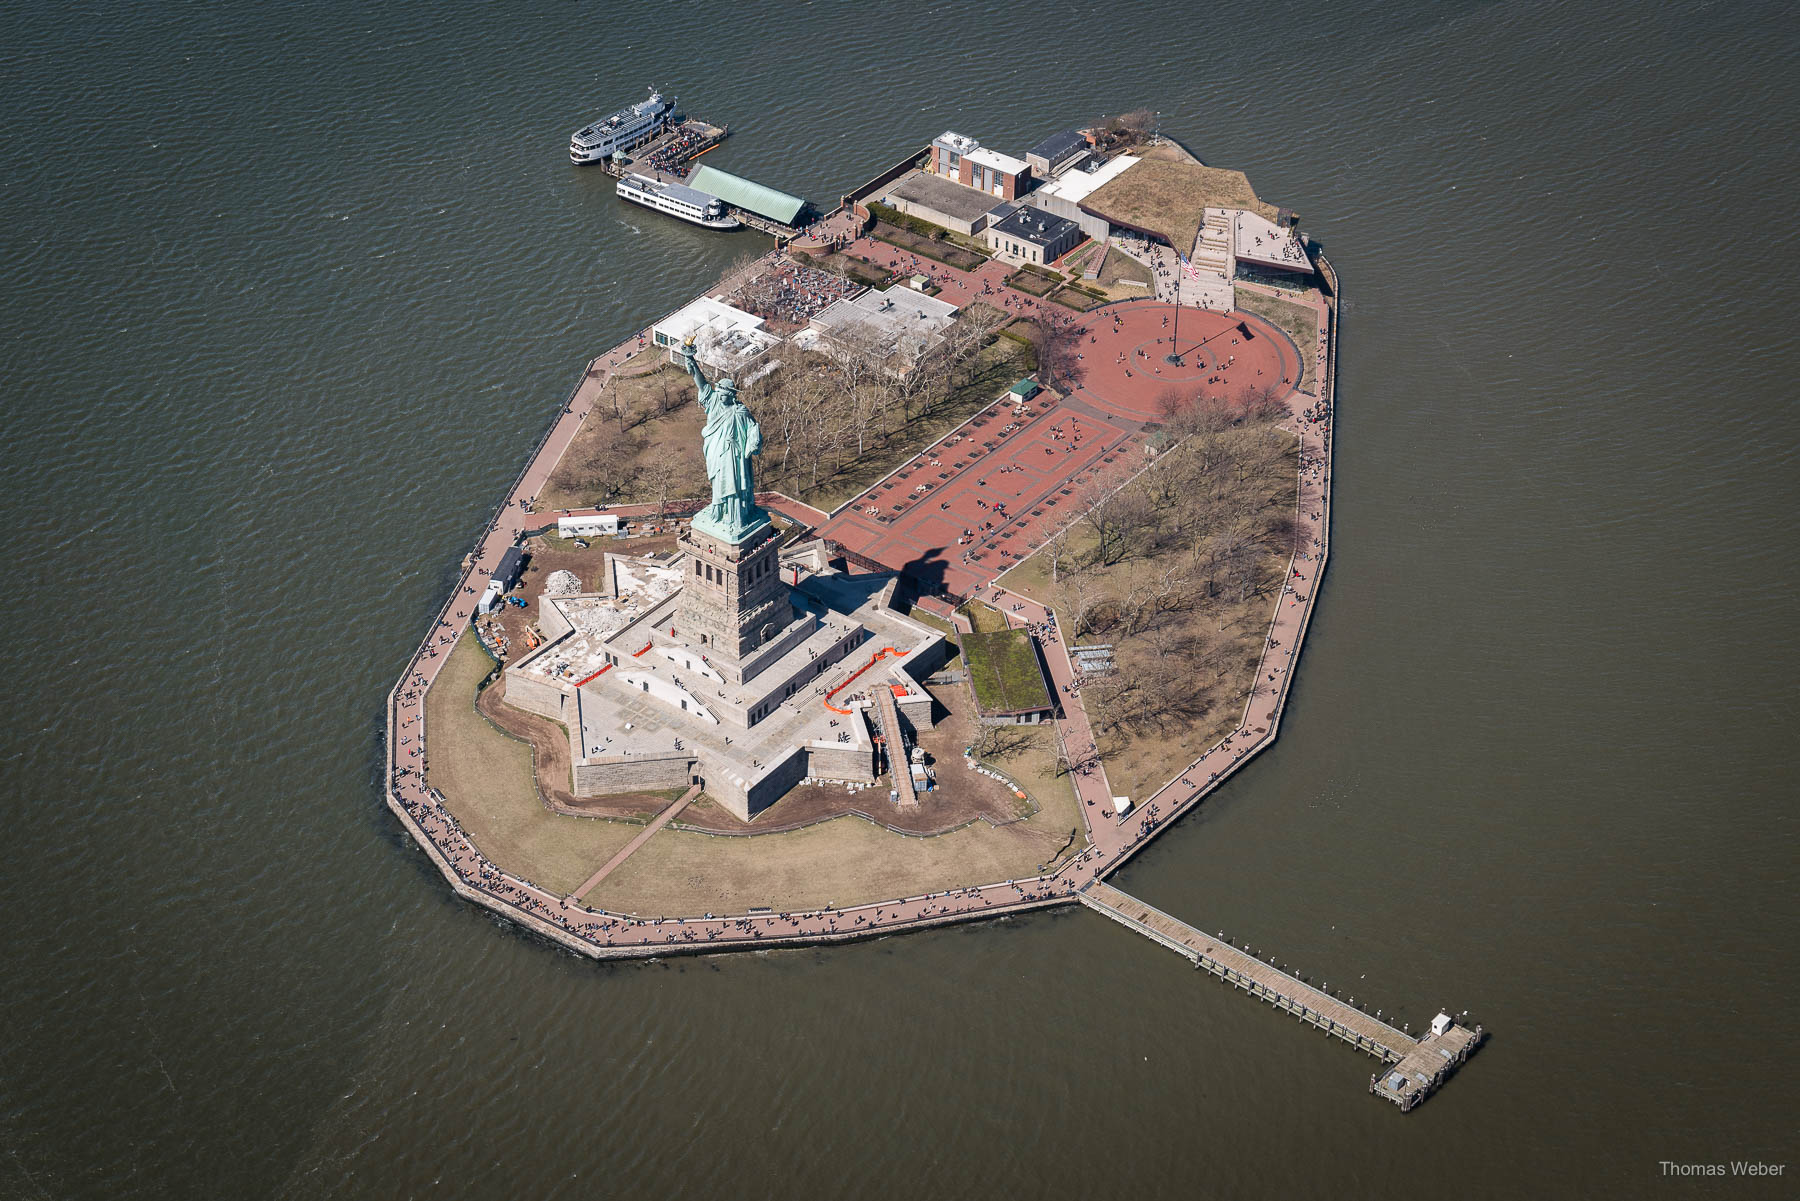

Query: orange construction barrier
left=823, top=647, right=902, bottom=714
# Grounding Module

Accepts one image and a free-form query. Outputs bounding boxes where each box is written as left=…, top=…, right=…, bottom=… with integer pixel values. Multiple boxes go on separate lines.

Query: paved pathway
left=568, top=784, right=701, bottom=903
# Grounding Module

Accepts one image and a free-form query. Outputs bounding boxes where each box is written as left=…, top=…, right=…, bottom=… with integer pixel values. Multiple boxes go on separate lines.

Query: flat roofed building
left=650, top=296, right=778, bottom=375
left=809, top=286, right=960, bottom=372
left=882, top=170, right=1006, bottom=235
left=1024, top=153, right=1141, bottom=240
left=1026, top=129, right=1090, bottom=178
left=929, top=131, right=1031, bottom=201
left=985, top=205, right=1083, bottom=266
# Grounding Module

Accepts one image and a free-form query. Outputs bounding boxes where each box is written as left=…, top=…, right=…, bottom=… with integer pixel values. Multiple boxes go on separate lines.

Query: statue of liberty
left=679, top=337, right=769, bottom=543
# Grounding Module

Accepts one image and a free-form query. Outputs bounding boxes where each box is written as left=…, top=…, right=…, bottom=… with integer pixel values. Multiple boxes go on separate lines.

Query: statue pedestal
left=675, top=523, right=804, bottom=686
left=690, top=505, right=770, bottom=547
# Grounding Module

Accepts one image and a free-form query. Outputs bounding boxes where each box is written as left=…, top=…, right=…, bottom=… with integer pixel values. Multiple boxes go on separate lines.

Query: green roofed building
left=1008, top=379, right=1041, bottom=402
left=687, top=164, right=808, bottom=227
left=963, top=629, right=1053, bottom=724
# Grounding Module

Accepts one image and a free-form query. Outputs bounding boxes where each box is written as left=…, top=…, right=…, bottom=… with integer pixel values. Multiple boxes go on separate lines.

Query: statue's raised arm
left=679, top=336, right=768, bottom=544
left=678, top=336, right=712, bottom=407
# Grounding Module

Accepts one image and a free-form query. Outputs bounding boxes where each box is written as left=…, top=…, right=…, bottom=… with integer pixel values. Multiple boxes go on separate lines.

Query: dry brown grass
left=996, top=426, right=1299, bottom=805
left=535, top=363, right=708, bottom=514
left=426, top=631, right=639, bottom=894
left=1234, top=287, right=1320, bottom=392
left=588, top=807, right=1067, bottom=916
left=1083, top=151, right=1280, bottom=252
left=587, top=689, right=1084, bottom=916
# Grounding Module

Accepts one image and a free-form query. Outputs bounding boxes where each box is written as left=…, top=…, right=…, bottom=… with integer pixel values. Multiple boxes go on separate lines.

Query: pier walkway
left=1081, top=881, right=1481, bottom=1109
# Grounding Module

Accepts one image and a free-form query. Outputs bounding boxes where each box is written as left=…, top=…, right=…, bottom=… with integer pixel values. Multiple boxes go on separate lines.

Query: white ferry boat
left=615, top=173, right=741, bottom=230
left=569, top=88, right=676, bottom=164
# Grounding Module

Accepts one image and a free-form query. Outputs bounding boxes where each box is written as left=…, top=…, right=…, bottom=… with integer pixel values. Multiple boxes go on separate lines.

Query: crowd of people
left=640, top=123, right=713, bottom=179
left=736, top=262, right=858, bottom=328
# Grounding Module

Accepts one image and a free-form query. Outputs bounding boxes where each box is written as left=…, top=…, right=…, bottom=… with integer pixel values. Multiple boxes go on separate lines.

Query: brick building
left=929, top=131, right=1031, bottom=201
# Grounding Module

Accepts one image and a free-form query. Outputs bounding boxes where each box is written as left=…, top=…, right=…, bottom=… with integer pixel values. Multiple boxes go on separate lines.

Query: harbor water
left=1, top=1, right=1795, bottom=1196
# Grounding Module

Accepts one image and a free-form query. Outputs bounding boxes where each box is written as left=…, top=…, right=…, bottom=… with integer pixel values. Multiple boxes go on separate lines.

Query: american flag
left=1177, top=252, right=1203, bottom=281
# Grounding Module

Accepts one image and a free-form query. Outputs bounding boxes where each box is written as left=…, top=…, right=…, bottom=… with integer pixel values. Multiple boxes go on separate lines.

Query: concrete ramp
left=871, top=686, right=917, bottom=808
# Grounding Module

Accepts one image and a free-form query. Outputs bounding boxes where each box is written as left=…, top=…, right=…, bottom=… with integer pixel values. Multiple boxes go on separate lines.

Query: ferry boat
left=569, top=88, right=676, bottom=164
left=615, top=173, right=740, bottom=230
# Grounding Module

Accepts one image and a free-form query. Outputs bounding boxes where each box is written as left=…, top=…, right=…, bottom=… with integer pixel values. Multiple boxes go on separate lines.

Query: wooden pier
left=1081, top=882, right=1481, bottom=1111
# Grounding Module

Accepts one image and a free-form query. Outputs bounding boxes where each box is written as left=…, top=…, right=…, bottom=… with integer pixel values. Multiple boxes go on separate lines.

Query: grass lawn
left=587, top=805, right=1069, bottom=917
left=1234, top=287, right=1321, bottom=393
left=963, top=629, right=1051, bottom=714
left=870, top=221, right=989, bottom=271
left=425, top=631, right=639, bottom=895
left=979, top=723, right=1080, bottom=833
left=959, top=599, right=1010, bottom=633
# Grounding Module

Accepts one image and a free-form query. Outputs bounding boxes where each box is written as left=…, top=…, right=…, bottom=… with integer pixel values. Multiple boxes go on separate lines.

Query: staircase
left=1082, top=237, right=1109, bottom=281
left=1184, top=208, right=1235, bottom=311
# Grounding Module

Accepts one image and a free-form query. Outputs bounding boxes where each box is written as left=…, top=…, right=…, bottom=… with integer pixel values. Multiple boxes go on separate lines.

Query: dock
left=1081, top=882, right=1482, bottom=1111
left=593, top=119, right=728, bottom=183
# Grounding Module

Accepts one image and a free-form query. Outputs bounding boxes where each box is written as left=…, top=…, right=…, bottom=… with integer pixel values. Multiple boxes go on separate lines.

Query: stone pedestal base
left=676, top=525, right=793, bottom=684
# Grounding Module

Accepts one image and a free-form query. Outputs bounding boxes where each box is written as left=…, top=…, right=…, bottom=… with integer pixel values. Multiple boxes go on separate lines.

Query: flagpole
left=1165, top=248, right=1184, bottom=365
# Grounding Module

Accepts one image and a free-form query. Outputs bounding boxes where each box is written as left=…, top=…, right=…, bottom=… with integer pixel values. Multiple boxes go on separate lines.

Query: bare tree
left=573, top=423, right=645, bottom=503
left=644, top=443, right=685, bottom=520
left=972, top=721, right=1033, bottom=761
left=1035, top=319, right=1082, bottom=390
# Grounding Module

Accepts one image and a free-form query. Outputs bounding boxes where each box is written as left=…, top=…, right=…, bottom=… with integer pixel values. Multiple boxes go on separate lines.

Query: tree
left=1116, top=108, right=1157, bottom=139
left=644, top=443, right=685, bottom=520
left=573, top=422, right=645, bottom=503
left=972, top=721, right=1033, bottom=761
left=1035, top=319, right=1082, bottom=390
